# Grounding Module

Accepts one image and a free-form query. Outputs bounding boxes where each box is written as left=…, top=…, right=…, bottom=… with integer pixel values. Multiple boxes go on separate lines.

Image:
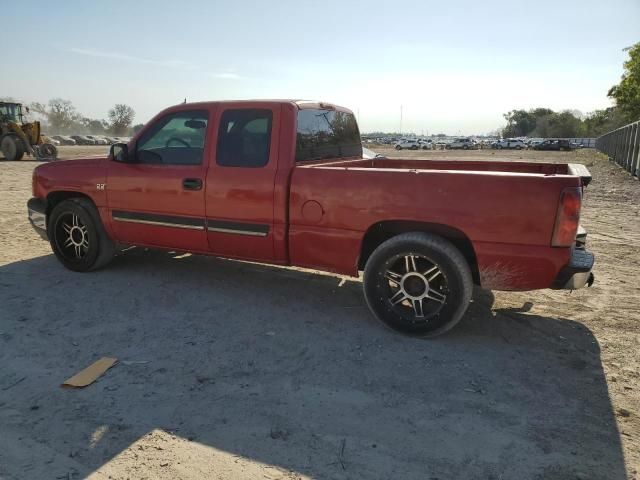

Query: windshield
left=0, top=103, right=21, bottom=122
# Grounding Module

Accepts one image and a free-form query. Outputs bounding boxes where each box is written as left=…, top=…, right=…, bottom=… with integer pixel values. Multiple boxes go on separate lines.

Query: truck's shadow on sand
left=0, top=250, right=627, bottom=479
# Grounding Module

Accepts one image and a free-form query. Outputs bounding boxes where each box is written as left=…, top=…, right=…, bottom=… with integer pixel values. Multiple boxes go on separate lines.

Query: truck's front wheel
left=363, top=232, right=473, bottom=337
left=48, top=198, right=115, bottom=272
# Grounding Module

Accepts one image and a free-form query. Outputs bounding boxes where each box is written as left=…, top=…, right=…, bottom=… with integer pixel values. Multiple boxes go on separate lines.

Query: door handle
left=183, top=178, right=203, bottom=191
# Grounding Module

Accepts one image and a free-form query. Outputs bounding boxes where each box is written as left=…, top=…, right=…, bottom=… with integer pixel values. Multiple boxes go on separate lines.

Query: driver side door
left=106, top=107, right=214, bottom=252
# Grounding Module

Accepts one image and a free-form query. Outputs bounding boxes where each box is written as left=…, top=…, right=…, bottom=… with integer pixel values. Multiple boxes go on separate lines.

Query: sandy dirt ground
left=0, top=146, right=638, bottom=479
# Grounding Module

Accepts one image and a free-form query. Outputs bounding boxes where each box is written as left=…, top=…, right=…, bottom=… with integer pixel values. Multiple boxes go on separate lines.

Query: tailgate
left=568, top=163, right=592, bottom=186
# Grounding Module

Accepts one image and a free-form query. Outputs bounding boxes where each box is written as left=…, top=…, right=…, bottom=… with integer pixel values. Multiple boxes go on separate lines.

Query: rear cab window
left=296, top=108, right=362, bottom=162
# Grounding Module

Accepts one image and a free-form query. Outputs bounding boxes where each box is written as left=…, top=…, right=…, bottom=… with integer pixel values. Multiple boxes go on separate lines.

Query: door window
left=217, top=109, right=273, bottom=167
left=136, top=110, right=209, bottom=165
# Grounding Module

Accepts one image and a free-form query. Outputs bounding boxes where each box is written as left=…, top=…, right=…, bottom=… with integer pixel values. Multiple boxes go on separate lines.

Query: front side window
left=136, top=110, right=208, bottom=165
left=296, top=108, right=361, bottom=162
left=217, top=109, right=273, bottom=168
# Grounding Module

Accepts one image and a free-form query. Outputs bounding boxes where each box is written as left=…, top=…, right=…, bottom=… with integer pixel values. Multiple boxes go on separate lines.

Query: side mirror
left=110, top=143, right=129, bottom=162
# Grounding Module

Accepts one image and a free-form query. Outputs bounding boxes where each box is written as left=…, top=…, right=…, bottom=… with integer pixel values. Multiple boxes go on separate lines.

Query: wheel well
left=358, top=221, right=480, bottom=284
left=46, top=191, right=95, bottom=216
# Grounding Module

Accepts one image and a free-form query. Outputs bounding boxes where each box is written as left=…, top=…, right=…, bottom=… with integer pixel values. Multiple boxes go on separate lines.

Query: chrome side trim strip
left=113, top=216, right=205, bottom=230
left=207, top=226, right=268, bottom=237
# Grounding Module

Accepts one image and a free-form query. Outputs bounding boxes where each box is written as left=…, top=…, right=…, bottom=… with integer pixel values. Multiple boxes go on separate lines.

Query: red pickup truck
left=27, top=100, right=594, bottom=337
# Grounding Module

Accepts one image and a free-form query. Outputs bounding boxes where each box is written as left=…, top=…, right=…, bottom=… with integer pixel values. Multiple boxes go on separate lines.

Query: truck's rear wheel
left=1, top=135, right=25, bottom=161
left=363, top=232, right=472, bottom=337
left=48, top=198, right=115, bottom=272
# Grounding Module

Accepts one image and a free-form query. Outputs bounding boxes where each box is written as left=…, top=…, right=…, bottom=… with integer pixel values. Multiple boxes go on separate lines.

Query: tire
left=445, top=145, right=451, bottom=150
left=38, top=143, right=58, bottom=159
left=463, top=145, right=469, bottom=150
left=48, top=198, right=115, bottom=272
left=515, top=146, right=522, bottom=150
left=1, top=135, right=25, bottom=161
left=363, top=232, right=473, bottom=337
left=497, top=145, right=503, bottom=150
left=395, top=145, right=402, bottom=150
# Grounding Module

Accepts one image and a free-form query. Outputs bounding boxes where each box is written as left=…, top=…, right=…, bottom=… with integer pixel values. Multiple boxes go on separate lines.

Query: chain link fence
left=596, top=120, right=640, bottom=177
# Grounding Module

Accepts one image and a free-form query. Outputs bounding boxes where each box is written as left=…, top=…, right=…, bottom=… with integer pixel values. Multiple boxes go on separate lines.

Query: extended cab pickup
left=27, top=100, right=594, bottom=337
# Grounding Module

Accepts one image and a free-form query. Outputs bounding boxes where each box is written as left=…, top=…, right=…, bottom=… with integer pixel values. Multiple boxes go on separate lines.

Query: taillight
left=552, top=187, right=582, bottom=247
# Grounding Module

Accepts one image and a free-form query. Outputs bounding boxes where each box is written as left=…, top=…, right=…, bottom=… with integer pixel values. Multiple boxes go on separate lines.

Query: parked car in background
left=419, top=139, right=434, bottom=150
left=70, top=135, right=96, bottom=145
left=52, top=135, right=77, bottom=145
left=446, top=138, right=477, bottom=150
left=85, top=135, right=109, bottom=146
left=526, top=138, right=544, bottom=148
left=493, top=139, right=525, bottom=150
left=534, top=139, right=574, bottom=151
left=394, top=138, right=421, bottom=150
left=43, top=136, right=60, bottom=146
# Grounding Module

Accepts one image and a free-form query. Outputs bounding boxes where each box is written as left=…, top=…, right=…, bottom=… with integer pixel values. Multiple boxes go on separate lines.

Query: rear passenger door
left=205, top=105, right=280, bottom=261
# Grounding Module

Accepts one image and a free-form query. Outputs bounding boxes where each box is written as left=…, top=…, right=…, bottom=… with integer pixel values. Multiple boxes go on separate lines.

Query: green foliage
left=46, top=98, right=81, bottom=133
left=502, top=106, right=629, bottom=138
left=503, top=108, right=554, bottom=137
left=108, top=104, right=135, bottom=136
left=580, top=107, right=628, bottom=136
left=81, top=118, right=109, bottom=134
left=608, top=42, right=640, bottom=122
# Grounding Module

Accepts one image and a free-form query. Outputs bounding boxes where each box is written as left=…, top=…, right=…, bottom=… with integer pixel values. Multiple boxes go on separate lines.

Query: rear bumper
left=27, top=197, right=48, bottom=241
left=551, top=245, right=594, bottom=290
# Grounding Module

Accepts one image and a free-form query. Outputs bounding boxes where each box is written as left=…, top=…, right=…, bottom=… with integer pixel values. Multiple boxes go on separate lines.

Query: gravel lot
left=0, top=146, right=638, bottom=479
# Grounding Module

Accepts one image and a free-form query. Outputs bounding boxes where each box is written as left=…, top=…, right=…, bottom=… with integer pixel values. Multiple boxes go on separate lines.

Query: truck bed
left=301, top=158, right=591, bottom=184
left=289, top=156, right=591, bottom=288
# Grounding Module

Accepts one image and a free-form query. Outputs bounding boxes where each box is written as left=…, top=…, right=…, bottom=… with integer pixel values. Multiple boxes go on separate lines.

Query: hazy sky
left=4, top=0, right=639, bottom=134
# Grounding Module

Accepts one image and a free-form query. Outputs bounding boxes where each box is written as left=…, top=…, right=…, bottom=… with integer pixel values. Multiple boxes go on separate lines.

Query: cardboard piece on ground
left=62, top=357, right=117, bottom=388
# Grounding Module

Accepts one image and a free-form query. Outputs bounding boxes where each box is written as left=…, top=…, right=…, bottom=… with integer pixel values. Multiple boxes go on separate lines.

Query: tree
left=581, top=107, right=628, bottom=136
left=47, top=98, right=80, bottom=133
left=108, top=104, right=135, bottom=136
left=131, top=123, right=145, bottom=135
left=547, top=111, right=581, bottom=137
left=608, top=42, right=640, bottom=122
left=503, top=108, right=554, bottom=137
left=29, top=102, right=47, bottom=116
left=81, top=117, right=109, bottom=135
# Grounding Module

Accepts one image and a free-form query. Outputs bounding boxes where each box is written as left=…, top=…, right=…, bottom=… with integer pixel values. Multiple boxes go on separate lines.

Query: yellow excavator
left=0, top=101, right=57, bottom=160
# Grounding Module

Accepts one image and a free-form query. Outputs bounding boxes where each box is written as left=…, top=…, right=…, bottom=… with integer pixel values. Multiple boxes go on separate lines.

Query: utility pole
left=400, top=105, right=403, bottom=135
